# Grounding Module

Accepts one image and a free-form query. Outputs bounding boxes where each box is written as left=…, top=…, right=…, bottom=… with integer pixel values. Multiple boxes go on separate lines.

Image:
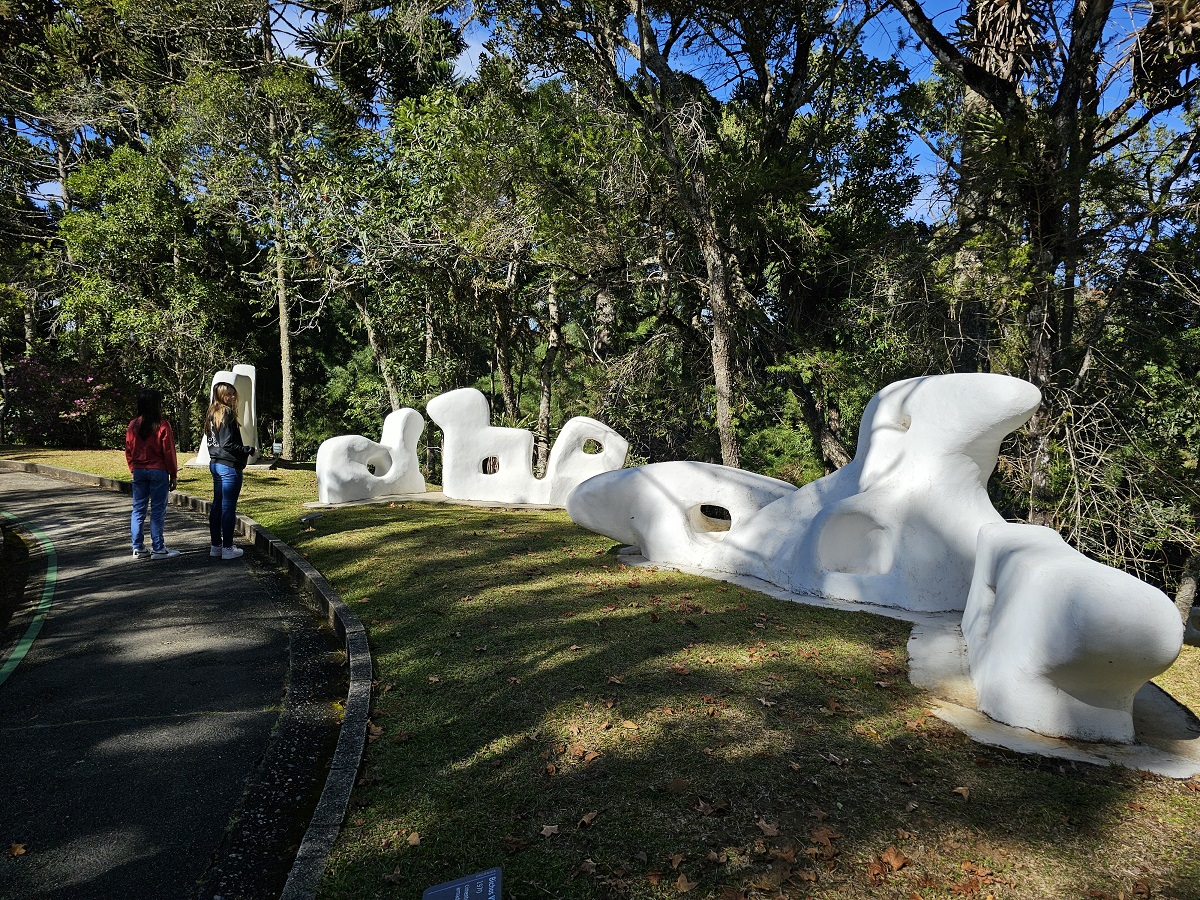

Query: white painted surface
left=187, top=365, right=259, bottom=467
left=426, top=387, right=628, bottom=506
left=570, top=373, right=1043, bottom=612
left=963, top=521, right=1183, bottom=743
left=315, top=409, right=426, bottom=504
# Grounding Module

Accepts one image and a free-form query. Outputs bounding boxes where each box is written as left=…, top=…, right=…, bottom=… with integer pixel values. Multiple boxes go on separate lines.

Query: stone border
left=0, top=460, right=369, bottom=899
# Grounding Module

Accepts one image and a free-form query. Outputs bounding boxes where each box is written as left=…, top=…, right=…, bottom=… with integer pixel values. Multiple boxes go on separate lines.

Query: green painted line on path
left=0, top=509, right=58, bottom=687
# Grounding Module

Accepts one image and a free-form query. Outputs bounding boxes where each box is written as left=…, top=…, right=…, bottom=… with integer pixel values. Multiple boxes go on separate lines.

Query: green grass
left=5, top=448, right=1200, bottom=899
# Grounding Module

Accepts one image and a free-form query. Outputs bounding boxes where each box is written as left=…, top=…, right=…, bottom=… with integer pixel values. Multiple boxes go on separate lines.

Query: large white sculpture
left=569, top=373, right=1042, bottom=612
left=187, top=364, right=259, bottom=467
left=316, top=409, right=426, bottom=504
left=426, top=387, right=629, bottom=506
left=963, top=522, right=1182, bottom=743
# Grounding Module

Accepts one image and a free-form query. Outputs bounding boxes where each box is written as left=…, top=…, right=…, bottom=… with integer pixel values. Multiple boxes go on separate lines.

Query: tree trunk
left=263, top=6, right=293, bottom=460
left=788, top=371, right=853, bottom=472
left=698, top=231, right=741, bottom=468
left=357, top=296, right=400, bottom=410
left=592, top=285, right=616, bottom=359
left=1176, top=551, right=1198, bottom=625
left=535, top=281, right=562, bottom=477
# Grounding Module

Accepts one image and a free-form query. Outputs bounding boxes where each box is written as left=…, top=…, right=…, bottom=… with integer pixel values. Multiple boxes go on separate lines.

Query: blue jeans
left=131, top=468, right=170, bottom=552
left=209, top=463, right=244, bottom=548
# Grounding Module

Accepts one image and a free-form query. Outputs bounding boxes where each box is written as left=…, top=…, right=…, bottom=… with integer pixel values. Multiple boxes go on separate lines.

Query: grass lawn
left=5, top=448, right=1200, bottom=899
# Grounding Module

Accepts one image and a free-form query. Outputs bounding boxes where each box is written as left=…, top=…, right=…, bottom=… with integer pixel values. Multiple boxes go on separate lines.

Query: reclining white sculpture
left=187, top=364, right=259, bottom=467
left=963, top=522, right=1182, bottom=743
left=426, top=387, right=629, bottom=506
left=569, top=373, right=1043, bottom=612
left=316, top=408, right=426, bottom=504
left=569, top=372, right=1186, bottom=744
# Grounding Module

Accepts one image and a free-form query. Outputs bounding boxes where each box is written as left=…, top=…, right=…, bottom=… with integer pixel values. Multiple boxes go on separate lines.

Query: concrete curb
left=0, top=460, right=369, bottom=899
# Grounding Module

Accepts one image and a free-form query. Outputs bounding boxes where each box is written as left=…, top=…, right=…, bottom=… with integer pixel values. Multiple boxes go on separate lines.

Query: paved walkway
left=0, top=470, right=342, bottom=900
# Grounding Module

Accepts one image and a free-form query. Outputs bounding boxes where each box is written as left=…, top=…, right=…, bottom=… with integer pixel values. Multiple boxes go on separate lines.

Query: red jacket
left=125, top=418, right=179, bottom=479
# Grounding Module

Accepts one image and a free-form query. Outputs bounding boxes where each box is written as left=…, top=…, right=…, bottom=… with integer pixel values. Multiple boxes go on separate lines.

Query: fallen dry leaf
left=811, top=825, right=842, bottom=848
left=8, top=844, right=26, bottom=858
left=757, top=818, right=781, bottom=837
left=757, top=697, right=777, bottom=707
left=905, top=800, right=919, bottom=812
left=407, top=832, right=420, bottom=846
left=676, top=873, right=699, bottom=892
left=608, top=675, right=626, bottom=684
left=427, top=675, right=440, bottom=683
left=881, top=846, right=912, bottom=872
left=811, top=807, right=829, bottom=821
left=647, top=870, right=664, bottom=885
left=383, top=865, right=404, bottom=884
left=867, top=858, right=888, bottom=885
left=665, top=777, right=691, bottom=794
left=622, top=720, right=639, bottom=729
left=707, top=849, right=728, bottom=864
left=577, top=858, right=597, bottom=875
left=501, top=835, right=530, bottom=853
left=669, top=853, right=685, bottom=869
left=953, top=786, right=971, bottom=801
left=541, top=825, right=560, bottom=837
left=579, top=811, right=599, bottom=827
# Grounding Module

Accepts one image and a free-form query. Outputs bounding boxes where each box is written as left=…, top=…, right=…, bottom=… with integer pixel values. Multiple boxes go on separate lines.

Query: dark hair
left=136, top=390, right=163, bottom=440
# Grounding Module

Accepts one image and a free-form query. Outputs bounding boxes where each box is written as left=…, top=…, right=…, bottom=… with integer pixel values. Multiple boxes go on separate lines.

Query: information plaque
left=421, top=867, right=502, bottom=900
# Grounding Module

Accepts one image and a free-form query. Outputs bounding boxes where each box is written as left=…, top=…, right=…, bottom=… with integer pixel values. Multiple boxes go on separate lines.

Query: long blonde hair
left=205, top=382, right=239, bottom=438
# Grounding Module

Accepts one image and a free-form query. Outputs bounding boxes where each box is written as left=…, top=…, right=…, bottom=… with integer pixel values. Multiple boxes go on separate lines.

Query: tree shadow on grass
left=295, top=504, right=1200, bottom=899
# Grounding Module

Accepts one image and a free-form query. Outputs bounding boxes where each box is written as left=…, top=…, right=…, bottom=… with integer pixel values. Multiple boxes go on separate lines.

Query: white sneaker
left=221, top=546, right=244, bottom=560
left=132, top=548, right=150, bottom=560
left=151, top=548, right=181, bottom=560
left=209, top=545, right=222, bottom=557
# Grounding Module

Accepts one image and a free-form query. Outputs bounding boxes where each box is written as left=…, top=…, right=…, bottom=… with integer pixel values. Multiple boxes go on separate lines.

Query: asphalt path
left=0, top=470, right=342, bottom=900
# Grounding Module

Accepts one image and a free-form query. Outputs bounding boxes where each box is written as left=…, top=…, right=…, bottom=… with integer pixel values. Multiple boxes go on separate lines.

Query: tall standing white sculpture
left=187, top=364, right=259, bottom=467
left=316, top=409, right=426, bottom=504
left=426, top=387, right=629, bottom=506
left=570, top=373, right=1042, bottom=612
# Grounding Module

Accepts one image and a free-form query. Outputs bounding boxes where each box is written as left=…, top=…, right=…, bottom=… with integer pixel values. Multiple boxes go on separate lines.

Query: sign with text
left=422, top=867, right=502, bottom=900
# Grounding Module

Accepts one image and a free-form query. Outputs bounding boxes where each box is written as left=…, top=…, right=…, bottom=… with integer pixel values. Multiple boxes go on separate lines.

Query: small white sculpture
left=963, top=522, right=1182, bottom=743
left=570, top=373, right=1042, bottom=612
left=316, top=409, right=426, bottom=504
left=426, top=387, right=629, bottom=506
left=187, top=364, right=259, bottom=467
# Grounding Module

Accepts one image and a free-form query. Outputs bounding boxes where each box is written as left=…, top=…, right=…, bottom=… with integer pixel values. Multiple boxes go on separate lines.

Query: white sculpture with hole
left=187, top=364, right=259, bottom=467
left=316, top=408, right=426, bottom=504
left=426, top=387, right=629, bottom=506
left=963, top=522, right=1182, bottom=743
left=570, top=373, right=1043, bottom=612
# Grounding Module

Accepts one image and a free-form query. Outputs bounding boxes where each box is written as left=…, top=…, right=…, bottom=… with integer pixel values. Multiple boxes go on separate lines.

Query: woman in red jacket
left=125, top=389, right=180, bottom=560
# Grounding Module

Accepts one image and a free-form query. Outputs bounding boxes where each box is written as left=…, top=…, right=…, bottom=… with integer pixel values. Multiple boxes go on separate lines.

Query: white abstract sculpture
left=963, top=522, right=1182, bottom=743
left=426, top=387, right=629, bottom=506
left=570, top=373, right=1042, bottom=612
left=187, top=364, right=259, bottom=467
left=316, top=409, right=426, bottom=504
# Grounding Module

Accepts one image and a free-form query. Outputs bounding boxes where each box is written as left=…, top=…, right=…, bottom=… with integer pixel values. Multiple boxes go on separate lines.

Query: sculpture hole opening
left=689, top=503, right=732, bottom=536
left=481, top=456, right=500, bottom=475
left=582, top=438, right=604, bottom=455
left=366, top=464, right=376, bottom=475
